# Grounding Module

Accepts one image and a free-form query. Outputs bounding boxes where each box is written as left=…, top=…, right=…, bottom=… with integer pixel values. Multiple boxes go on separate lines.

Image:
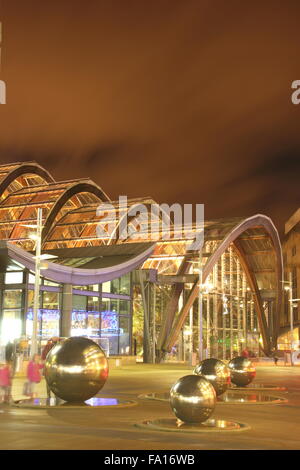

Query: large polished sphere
left=228, top=356, right=256, bottom=387
left=170, top=375, right=216, bottom=423
left=44, top=336, right=109, bottom=402
left=193, top=358, right=231, bottom=396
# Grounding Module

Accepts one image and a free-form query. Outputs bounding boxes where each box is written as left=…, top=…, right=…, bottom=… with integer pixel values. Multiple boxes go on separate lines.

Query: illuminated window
left=73, top=295, right=87, bottom=310
left=87, top=296, right=99, bottom=311
left=87, top=312, right=100, bottom=338
left=43, top=291, right=59, bottom=309
left=110, top=274, right=130, bottom=295
left=1, top=309, right=22, bottom=344
left=71, top=311, right=87, bottom=337
left=27, top=290, right=42, bottom=308
left=102, top=281, right=111, bottom=293
left=5, top=272, right=23, bottom=284
left=26, top=309, right=60, bottom=340
left=3, top=290, right=22, bottom=308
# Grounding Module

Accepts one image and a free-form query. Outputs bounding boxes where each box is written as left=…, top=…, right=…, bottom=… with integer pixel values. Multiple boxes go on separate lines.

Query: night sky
left=1, top=0, right=300, bottom=235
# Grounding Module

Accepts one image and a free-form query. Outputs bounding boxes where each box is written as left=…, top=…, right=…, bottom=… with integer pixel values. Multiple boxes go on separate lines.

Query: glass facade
left=0, top=268, right=133, bottom=357
left=100, top=298, right=131, bottom=355
left=102, top=273, right=131, bottom=295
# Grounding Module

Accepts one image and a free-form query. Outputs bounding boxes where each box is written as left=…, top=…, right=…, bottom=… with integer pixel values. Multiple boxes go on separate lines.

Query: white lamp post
left=21, top=208, right=57, bottom=357
left=31, top=208, right=42, bottom=356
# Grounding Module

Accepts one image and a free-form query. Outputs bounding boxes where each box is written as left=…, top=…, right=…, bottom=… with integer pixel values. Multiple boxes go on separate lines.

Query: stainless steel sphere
left=193, top=358, right=231, bottom=396
left=44, top=336, right=109, bottom=402
left=228, top=356, right=256, bottom=387
left=170, top=375, right=216, bottom=423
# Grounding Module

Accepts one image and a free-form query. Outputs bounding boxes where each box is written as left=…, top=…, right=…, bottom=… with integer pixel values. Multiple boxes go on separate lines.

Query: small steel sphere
left=193, top=358, right=231, bottom=396
left=44, top=336, right=109, bottom=402
left=170, top=375, right=216, bottom=423
left=228, top=356, right=256, bottom=387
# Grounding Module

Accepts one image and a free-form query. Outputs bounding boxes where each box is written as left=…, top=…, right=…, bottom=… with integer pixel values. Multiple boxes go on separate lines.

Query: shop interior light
left=20, top=224, right=41, bottom=229
left=29, top=233, right=39, bottom=241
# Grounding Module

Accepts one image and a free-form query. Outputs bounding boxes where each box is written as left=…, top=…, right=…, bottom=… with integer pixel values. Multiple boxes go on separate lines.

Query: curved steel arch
left=42, top=182, right=110, bottom=244
left=0, top=162, right=54, bottom=197
left=160, top=214, right=283, bottom=357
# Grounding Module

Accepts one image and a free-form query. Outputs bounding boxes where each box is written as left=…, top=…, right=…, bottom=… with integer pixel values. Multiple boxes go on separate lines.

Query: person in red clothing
left=26, top=354, right=44, bottom=398
left=0, top=362, right=12, bottom=404
left=41, top=338, right=56, bottom=361
left=241, top=348, right=249, bottom=358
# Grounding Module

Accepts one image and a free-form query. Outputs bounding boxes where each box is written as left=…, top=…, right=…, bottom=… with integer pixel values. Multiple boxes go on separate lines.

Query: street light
left=21, top=208, right=57, bottom=356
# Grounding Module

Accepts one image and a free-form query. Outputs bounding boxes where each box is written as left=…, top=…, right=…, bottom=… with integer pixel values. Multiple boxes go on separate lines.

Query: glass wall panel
left=110, top=273, right=130, bottom=295
left=40, top=310, right=60, bottom=338
left=87, top=296, right=99, bottom=311
left=100, top=311, right=119, bottom=355
left=102, top=281, right=111, bottom=293
left=73, top=284, right=99, bottom=292
left=119, top=300, right=130, bottom=315
left=87, top=312, right=100, bottom=338
left=5, top=272, right=23, bottom=284
left=43, top=291, right=59, bottom=309
left=27, top=290, right=42, bottom=308
left=1, top=309, right=22, bottom=344
left=26, top=309, right=60, bottom=340
left=71, top=311, right=87, bottom=336
left=119, top=316, right=130, bottom=354
left=120, top=273, right=131, bottom=295
left=73, top=295, right=87, bottom=310
left=3, top=290, right=22, bottom=308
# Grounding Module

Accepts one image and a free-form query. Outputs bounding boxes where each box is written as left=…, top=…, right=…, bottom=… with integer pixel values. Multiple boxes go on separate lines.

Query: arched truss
left=0, top=162, right=54, bottom=200
left=43, top=197, right=169, bottom=249
left=0, top=179, right=109, bottom=250
left=158, top=214, right=283, bottom=357
left=42, top=181, right=109, bottom=244
left=108, top=201, right=167, bottom=245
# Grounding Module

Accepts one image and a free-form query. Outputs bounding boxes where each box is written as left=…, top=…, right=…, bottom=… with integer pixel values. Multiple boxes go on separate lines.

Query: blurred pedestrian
left=41, top=338, right=59, bottom=398
left=241, top=348, right=249, bottom=358
left=26, top=354, right=44, bottom=399
left=0, top=361, right=12, bottom=404
left=5, top=341, right=13, bottom=363
left=272, top=350, right=279, bottom=366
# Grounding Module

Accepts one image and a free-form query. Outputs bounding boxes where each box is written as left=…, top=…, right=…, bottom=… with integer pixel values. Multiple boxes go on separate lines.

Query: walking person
left=41, top=338, right=59, bottom=398
left=26, top=354, right=44, bottom=399
left=5, top=341, right=13, bottom=364
left=0, top=361, right=12, bottom=404
left=241, top=347, right=249, bottom=358
left=272, top=350, right=279, bottom=366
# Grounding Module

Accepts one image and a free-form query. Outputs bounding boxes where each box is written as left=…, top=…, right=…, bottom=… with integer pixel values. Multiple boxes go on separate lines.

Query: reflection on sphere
left=170, top=375, right=216, bottom=423
left=228, top=356, right=256, bottom=387
left=194, top=358, right=231, bottom=396
left=44, top=336, right=109, bottom=402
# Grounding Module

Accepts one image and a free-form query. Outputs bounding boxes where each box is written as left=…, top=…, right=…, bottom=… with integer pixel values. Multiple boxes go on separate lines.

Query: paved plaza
left=1, top=364, right=300, bottom=450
